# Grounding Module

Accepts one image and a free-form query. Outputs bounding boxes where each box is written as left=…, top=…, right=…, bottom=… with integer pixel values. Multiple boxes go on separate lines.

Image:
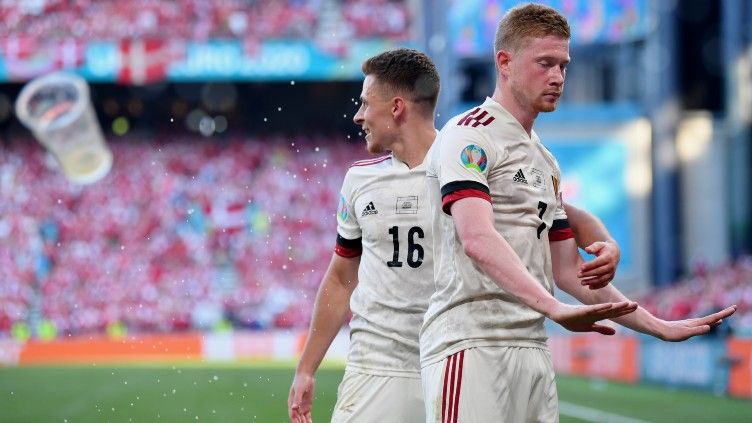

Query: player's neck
left=492, top=86, right=537, bottom=137
left=390, top=122, right=436, bottom=169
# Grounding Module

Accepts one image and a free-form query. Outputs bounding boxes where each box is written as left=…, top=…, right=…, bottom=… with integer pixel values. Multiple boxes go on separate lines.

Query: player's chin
left=536, top=100, right=558, bottom=113
left=366, top=140, right=384, bottom=154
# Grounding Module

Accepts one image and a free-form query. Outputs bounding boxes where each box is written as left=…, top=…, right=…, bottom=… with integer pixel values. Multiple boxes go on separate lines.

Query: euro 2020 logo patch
left=337, top=194, right=349, bottom=222
left=460, top=144, right=487, bottom=173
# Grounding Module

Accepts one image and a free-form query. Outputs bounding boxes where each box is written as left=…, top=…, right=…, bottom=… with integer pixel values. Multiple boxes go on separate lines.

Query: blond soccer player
left=421, top=4, right=736, bottom=423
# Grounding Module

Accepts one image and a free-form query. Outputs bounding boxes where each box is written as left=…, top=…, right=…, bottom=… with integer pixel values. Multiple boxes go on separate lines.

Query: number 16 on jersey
left=387, top=226, right=424, bottom=268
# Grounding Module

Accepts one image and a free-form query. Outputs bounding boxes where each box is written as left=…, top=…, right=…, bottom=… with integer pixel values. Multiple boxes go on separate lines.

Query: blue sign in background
left=0, top=39, right=413, bottom=83
left=548, top=141, right=632, bottom=274
left=640, top=337, right=729, bottom=393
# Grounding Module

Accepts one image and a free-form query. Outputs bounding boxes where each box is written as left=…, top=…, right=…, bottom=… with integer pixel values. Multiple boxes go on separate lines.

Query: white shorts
left=421, top=346, right=558, bottom=423
left=331, top=370, right=425, bottom=423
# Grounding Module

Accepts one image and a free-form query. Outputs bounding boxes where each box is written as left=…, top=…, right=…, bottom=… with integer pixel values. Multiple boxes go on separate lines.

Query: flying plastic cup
left=15, top=72, right=112, bottom=184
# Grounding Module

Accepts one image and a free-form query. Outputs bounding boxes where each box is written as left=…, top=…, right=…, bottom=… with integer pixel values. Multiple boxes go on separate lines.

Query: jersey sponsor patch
left=361, top=201, right=378, bottom=216
left=460, top=144, right=487, bottom=173
left=337, top=193, right=349, bottom=222
left=396, top=196, right=418, bottom=214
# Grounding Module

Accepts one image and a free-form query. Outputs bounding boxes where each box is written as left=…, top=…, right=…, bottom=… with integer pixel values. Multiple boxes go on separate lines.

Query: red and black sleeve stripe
left=549, top=219, right=575, bottom=241
left=334, top=234, right=362, bottom=258
left=440, top=181, right=491, bottom=215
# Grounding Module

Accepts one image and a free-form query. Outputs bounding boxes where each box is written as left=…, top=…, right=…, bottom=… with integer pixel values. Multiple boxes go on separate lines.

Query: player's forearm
left=563, top=281, right=663, bottom=336
left=295, top=276, right=354, bottom=375
left=553, top=247, right=661, bottom=336
left=552, top=239, right=662, bottom=336
left=462, top=231, right=559, bottom=316
left=564, top=203, right=614, bottom=248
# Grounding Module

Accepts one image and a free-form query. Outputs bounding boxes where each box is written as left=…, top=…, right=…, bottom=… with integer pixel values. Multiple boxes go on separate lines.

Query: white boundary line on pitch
left=559, top=401, right=652, bottom=423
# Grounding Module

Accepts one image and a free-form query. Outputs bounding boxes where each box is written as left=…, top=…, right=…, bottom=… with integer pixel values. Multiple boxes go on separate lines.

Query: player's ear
left=496, top=49, right=512, bottom=77
left=391, top=97, right=406, bottom=120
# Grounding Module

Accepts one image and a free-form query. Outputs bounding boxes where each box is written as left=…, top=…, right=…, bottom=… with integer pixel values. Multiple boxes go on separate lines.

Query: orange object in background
left=549, top=335, right=639, bottom=383
left=727, top=338, right=752, bottom=398
left=18, top=333, right=203, bottom=365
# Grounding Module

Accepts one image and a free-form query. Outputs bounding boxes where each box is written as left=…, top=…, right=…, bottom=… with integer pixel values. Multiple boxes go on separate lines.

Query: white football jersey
left=421, top=97, right=574, bottom=366
left=335, top=154, right=434, bottom=377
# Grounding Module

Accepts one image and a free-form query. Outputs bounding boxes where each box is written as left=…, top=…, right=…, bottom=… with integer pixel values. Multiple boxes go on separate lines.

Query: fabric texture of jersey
left=421, top=97, right=572, bottom=366
left=335, top=154, right=434, bottom=376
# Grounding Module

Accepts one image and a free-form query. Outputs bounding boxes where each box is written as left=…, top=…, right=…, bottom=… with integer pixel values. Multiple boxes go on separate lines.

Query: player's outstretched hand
left=657, top=305, right=737, bottom=342
left=288, top=372, right=315, bottom=423
left=548, top=301, right=638, bottom=335
left=578, top=241, right=620, bottom=289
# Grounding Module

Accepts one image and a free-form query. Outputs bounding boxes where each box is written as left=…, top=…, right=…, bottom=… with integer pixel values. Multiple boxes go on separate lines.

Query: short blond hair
left=494, top=3, right=570, bottom=54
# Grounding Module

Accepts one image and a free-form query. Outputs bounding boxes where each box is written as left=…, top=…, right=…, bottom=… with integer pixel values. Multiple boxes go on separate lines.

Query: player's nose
left=353, top=110, right=363, bottom=125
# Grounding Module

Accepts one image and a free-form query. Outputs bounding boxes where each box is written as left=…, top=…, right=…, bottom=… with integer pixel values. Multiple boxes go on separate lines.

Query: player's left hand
left=658, top=305, right=737, bottom=342
left=578, top=240, right=620, bottom=289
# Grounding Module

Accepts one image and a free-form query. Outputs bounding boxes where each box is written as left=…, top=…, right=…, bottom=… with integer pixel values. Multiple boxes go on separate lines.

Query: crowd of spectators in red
left=638, top=258, right=752, bottom=337
left=1, top=134, right=751, bottom=338
left=0, top=0, right=411, bottom=46
left=0, top=134, right=368, bottom=337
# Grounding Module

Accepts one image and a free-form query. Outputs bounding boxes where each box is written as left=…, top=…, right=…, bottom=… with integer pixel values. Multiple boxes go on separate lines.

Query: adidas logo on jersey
left=513, top=169, right=528, bottom=184
left=361, top=201, right=378, bottom=216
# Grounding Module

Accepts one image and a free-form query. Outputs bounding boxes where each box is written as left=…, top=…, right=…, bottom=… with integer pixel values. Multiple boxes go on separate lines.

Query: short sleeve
left=334, top=170, right=363, bottom=257
left=438, top=124, right=497, bottom=215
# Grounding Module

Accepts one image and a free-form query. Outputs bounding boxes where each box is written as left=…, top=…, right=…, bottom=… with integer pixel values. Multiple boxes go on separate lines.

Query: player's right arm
left=450, top=198, right=636, bottom=333
left=288, top=253, right=359, bottom=423
left=289, top=171, right=363, bottom=423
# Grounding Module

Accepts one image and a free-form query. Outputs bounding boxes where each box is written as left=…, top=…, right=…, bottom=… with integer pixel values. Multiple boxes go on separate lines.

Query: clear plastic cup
left=15, top=72, right=112, bottom=185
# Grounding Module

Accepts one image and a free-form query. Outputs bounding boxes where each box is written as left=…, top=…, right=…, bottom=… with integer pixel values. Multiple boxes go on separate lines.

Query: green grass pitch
left=1, top=363, right=751, bottom=422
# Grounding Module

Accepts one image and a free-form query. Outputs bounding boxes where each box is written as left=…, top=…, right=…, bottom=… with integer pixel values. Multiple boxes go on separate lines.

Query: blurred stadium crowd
left=0, top=135, right=366, bottom=337
left=0, top=0, right=410, bottom=44
left=1, top=135, right=751, bottom=339
left=639, top=259, right=752, bottom=336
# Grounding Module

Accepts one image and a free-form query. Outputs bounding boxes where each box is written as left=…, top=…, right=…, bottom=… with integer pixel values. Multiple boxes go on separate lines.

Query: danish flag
left=117, top=39, right=184, bottom=85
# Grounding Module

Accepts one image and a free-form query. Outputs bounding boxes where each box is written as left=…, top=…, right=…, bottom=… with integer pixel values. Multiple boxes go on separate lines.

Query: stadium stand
left=639, top=258, right=752, bottom=336
left=0, top=0, right=411, bottom=45
left=0, top=135, right=368, bottom=336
